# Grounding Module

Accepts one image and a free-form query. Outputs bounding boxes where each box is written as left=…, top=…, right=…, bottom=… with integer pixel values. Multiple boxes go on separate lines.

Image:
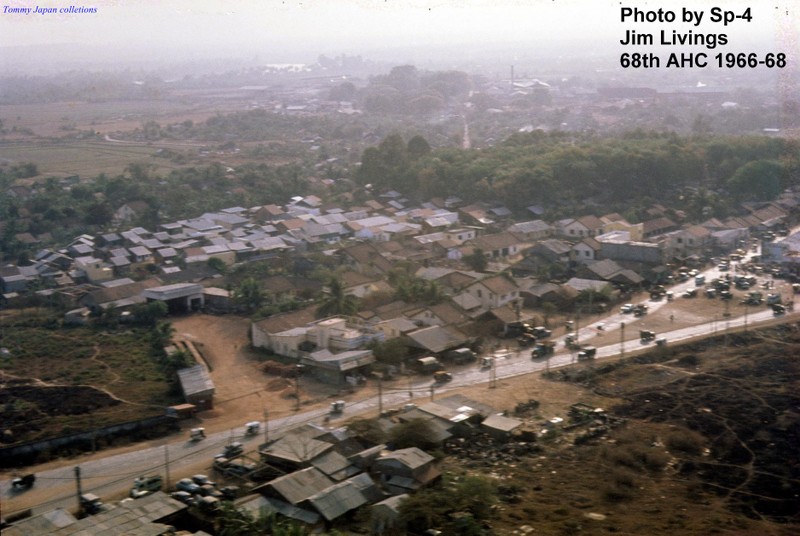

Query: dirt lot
left=172, top=273, right=797, bottom=437
left=170, top=314, right=346, bottom=433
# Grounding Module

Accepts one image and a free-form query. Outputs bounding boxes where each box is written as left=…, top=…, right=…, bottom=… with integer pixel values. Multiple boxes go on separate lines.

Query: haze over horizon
left=1, top=0, right=793, bottom=73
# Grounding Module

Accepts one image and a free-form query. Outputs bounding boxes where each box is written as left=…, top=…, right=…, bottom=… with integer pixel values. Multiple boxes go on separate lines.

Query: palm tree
left=316, top=278, right=359, bottom=318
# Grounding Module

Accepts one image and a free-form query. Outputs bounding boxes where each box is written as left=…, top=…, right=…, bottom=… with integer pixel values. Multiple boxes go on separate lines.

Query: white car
left=620, top=304, right=634, bottom=314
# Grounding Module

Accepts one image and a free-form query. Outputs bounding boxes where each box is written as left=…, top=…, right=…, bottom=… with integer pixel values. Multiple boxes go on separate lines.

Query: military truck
left=414, top=356, right=443, bottom=373
left=445, top=347, right=476, bottom=364
left=531, top=341, right=556, bottom=359
left=80, top=493, right=105, bottom=515
left=433, top=371, right=453, bottom=384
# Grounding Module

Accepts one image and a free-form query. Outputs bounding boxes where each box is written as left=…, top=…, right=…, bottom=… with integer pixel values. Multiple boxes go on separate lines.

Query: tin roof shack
left=249, top=467, right=332, bottom=525
left=300, top=348, right=374, bottom=386
left=2, top=491, right=186, bottom=536
left=177, top=365, right=215, bottom=411
left=237, top=493, right=321, bottom=528
left=371, top=493, right=408, bottom=535
left=396, top=394, right=495, bottom=442
left=202, top=287, right=231, bottom=313
left=372, top=447, right=441, bottom=495
left=143, top=282, right=204, bottom=313
left=262, top=467, right=334, bottom=505
left=481, top=413, right=523, bottom=442
left=260, top=432, right=334, bottom=472
left=303, top=473, right=377, bottom=523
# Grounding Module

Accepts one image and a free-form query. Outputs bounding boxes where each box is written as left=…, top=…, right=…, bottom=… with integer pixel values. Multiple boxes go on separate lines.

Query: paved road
left=2, top=253, right=795, bottom=517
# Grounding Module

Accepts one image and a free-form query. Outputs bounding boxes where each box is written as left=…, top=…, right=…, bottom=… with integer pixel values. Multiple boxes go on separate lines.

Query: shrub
left=666, top=428, right=706, bottom=456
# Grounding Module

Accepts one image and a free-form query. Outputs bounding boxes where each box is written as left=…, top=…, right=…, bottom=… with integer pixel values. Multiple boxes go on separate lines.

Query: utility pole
left=294, top=365, right=303, bottom=411
left=164, top=444, right=171, bottom=490
left=744, top=302, right=748, bottom=332
left=378, top=378, right=383, bottom=415
left=264, top=406, right=269, bottom=445
left=489, top=355, right=497, bottom=388
left=620, top=321, right=625, bottom=359
left=429, top=385, right=435, bottom=401
left=74, top=466, right=83, bottom=512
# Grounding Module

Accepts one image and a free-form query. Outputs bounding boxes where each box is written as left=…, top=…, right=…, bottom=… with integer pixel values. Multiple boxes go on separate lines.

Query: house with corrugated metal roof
left=2, top=491, right=186, bottom=536
left=177, top=364, right=215, bottom=410
left=373, top=447, right=441, bottom=495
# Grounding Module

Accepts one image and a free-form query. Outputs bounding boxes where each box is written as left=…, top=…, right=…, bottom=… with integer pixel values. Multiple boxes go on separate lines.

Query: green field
left=0, top=140, right=186, bottom=178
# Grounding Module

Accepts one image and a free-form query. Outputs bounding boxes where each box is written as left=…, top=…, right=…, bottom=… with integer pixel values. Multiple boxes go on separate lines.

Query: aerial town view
left=1, top=1, right=799, bottom=535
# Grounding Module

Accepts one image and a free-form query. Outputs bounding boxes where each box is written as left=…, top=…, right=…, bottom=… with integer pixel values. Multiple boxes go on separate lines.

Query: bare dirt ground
left=172, top=271, right=797, bottom=436
left=170, top=314, right=345, bottom=432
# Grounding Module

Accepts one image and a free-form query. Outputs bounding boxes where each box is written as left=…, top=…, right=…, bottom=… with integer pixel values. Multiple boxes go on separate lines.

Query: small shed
left=371, top=493, right=408, bottom=535
left=177, top=365, right=215, bottom=410
left=481, top=413, right=523, bottom=441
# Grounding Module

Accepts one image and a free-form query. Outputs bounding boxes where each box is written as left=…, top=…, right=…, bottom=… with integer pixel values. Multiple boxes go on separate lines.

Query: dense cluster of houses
left=7, top=393, right=537, bottom=535
left=3, top=188, right=799, bottom=392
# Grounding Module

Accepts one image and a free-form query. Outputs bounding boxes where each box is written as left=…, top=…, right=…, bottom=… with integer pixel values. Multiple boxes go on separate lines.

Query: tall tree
left=407, top=135, right=432, bottom=160
left=463, top=248, right=488, bottom=272
left=316, top=278, right=359, bottom=318
left=233, top=277, right=264, bottom=313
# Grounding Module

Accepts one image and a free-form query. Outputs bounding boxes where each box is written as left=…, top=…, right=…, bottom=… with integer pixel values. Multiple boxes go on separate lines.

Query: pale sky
left=0, top=0, right=793, bottom=63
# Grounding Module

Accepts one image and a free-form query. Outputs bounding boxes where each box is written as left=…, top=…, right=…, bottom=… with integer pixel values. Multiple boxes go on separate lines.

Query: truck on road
left=531, top=341, right=555, bottom=359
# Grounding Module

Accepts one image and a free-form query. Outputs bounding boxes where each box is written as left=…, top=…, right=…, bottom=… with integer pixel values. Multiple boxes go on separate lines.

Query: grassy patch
left=0, top=315, right=180, bottom=444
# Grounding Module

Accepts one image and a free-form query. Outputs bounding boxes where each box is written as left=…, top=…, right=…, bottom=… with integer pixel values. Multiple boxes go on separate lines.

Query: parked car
left=192, top=474, right=214, bottom=487
left=130, top=474, right=163, bottom=499
left=198, top=484, right=223, bottom=498
left=176, top=478, right=201, bottom=494
left=171, top=491, right=195, bottom=506
left=223, top=461, right=256, bottom=477
left=221, top=442, right=243, bottom=458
